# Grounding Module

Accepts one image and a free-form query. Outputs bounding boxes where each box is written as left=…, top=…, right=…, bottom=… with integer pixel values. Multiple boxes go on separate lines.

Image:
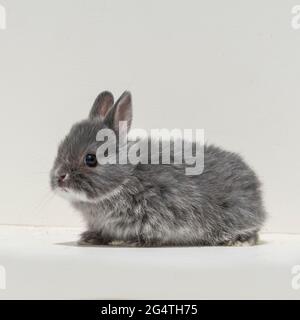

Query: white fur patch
left=109, top=240, right=126, bottom=246
left=55, top=179, right=129, bottom=204
left=55, top=188, right=90, bottom=202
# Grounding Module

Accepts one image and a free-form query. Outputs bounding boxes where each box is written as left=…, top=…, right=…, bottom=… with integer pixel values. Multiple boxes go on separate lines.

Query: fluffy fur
left=50, top=91, right=266, bottom=247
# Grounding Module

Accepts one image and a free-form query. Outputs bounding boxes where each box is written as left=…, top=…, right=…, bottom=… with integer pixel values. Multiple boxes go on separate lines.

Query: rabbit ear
left=89, top=91, right=114, bottom=120
left=104, top=91, right=132, bottom=133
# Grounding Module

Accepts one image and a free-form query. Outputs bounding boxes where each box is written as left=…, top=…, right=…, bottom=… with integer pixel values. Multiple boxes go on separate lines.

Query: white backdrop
left=0, top=0, right=299, bottom=232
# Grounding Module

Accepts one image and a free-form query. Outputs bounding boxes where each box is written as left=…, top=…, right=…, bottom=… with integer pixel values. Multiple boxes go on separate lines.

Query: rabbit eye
left=85, top=154, right=97, bottom=167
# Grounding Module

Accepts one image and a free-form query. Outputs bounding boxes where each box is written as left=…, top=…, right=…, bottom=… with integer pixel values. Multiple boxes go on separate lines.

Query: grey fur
left=50, top=91, right=266, bottom=247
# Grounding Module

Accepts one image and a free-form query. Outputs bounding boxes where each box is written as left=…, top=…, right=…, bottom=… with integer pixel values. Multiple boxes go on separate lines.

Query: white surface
left=0, top=1, right=300, bottom=232
left=0, top=225, right=299, bottom=299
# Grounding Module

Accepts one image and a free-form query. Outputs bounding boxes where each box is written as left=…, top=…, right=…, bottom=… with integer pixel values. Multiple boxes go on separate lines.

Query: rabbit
left=50, top=90, right=266, bottom=247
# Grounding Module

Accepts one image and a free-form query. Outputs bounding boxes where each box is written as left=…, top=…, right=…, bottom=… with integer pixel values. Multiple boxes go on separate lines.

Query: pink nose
left=58, top=173, right=67, bottom=185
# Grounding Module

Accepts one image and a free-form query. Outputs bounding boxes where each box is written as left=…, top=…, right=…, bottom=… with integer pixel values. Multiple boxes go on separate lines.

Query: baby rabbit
left=50, top=91, right=266, bottom=246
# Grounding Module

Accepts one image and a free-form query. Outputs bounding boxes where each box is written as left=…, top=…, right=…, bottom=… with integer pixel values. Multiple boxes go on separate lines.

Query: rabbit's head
left=50, top=91, right=133, bottom=202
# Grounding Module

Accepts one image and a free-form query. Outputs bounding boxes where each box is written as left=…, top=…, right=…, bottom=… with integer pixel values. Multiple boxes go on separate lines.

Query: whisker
left=31, top=190, right=55, bottom=216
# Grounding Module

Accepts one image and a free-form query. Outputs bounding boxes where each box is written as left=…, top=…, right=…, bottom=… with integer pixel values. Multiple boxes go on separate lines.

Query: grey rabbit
left=50, top=91, right=266, bottom=246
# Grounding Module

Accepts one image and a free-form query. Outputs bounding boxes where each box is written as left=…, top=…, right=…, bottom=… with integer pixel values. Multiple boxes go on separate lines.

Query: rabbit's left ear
left=104, top=91, right=132, bottom=133
left=89, top=91, right=114, bottom=120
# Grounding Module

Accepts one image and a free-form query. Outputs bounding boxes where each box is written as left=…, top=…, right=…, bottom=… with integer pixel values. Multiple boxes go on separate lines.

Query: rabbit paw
left=78, top=231, right=110, bottom=246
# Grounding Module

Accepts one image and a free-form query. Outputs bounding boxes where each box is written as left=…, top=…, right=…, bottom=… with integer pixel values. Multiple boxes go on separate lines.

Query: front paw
left=78, top=231, right=109, bottom=246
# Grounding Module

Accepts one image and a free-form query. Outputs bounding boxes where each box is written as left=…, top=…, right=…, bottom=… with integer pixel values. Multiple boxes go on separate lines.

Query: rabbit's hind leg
left=219, top=231, right=259, bottom=247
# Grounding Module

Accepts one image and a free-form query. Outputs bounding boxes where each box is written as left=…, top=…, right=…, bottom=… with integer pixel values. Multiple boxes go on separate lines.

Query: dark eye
left=84, top=154, right=97, bottom=167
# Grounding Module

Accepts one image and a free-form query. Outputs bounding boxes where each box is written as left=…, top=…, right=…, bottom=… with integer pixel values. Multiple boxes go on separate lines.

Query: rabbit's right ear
left=89, top=91, right=114, bottom=120
left=104, top=91, right=132, bottom=134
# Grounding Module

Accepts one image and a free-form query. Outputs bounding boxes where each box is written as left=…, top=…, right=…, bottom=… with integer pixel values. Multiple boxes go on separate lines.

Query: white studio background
left=0, top=0, right=299, bottom=232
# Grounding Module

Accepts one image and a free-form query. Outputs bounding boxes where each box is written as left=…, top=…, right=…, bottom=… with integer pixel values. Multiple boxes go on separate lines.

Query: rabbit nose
left=58, top=173, right=68, bottom=185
